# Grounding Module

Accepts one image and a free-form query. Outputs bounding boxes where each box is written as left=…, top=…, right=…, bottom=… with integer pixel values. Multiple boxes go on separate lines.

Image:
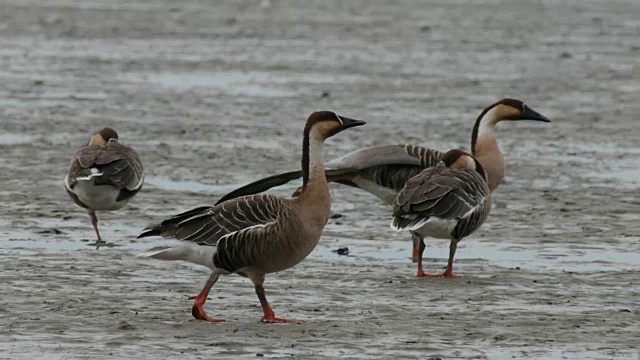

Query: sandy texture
left=0, top=0, right=639, bottom=359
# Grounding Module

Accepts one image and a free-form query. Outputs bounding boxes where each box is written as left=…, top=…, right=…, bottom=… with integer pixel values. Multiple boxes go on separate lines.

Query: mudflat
left=0, top=1, right=638, bottom=359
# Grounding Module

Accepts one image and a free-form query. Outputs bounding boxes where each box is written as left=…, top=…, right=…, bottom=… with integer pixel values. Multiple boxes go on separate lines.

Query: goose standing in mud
left=215, top=99, right=550, bottom=276
left=137, top=112, right=365, bottom=323
left=65, top=127, right=144, bottom=248
left=391, top=149, right=490, bottom=277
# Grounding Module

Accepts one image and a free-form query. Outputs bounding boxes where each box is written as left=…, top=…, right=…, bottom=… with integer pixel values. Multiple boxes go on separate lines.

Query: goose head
left=442, top=149, right=488, bottom=181
left=486, top=98, right=551, bottom=124
left=304, top=111, right=366, bottom=141
left=471, top=98, right=551, bottom=154
left=88, top=127, right=119, bottom=146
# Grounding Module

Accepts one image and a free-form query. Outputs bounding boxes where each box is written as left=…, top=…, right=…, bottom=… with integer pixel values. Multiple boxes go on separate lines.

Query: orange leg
left=255, top=284, right=301, bottom=324
left=191, top=272, right=225, bottom=323
left=411, top=231, right=422, bottom=263
left=89, top=212, right=109, bottom=249
left=440, top=240, right=459, bottom=278
left=416, top=237, right=439, bottom=277
left=416, top=240, right=460, bottom=278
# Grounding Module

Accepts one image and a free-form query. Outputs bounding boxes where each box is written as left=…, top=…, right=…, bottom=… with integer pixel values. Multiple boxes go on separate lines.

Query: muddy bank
left=1, top=0, right=639, bottom=359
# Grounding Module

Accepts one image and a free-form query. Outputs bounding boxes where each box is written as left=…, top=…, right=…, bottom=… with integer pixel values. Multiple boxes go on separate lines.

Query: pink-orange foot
left=417, top=270, right=443, bottom=277
left=261, top=315, right=302, bottom=324
left=261, top=307, right=301, bottom=324
left=439, top=268, right=459, bottom=278
left=191, top=303, right=224, bottom=323
left=416, top=266, right=459, bottom=278
left=416, top=271, right=460, bottom=278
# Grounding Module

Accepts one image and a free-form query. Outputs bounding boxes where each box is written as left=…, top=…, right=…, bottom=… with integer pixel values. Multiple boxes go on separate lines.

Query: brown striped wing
left=146, top=194, right=288, bottom=247
left=66, top=140, right=144, bottom=201
left=329, top=144, right=445, bottom=191
left=215, top=144, right=446, bottom=204
left=392, top=163, right=490, bottom=239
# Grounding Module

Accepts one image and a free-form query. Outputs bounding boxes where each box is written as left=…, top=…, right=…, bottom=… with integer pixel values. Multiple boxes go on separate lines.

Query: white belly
left=352, top=177, right=398, bottom=205
left=73, top=179, right=127, bottom=211
left=415, top=217, right=457, bottom=239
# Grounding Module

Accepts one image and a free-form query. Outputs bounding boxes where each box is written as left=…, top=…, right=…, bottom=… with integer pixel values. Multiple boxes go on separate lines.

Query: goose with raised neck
left=137, top=111, right=365, bottom=323
left=213, top=99, right=550, bottom=276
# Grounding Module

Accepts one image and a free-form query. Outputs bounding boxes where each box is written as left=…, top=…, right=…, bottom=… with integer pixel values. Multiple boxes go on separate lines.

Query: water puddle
left=145, top=176, right=299, bottom=194
left=311, top=237, right=640, bottom=272
left=0, top=215, right=151, bottom=252
left=574, top=143, right=640, bottom=156
left=485, top=349, right=635, bottom=360
left=0, top=237, right=174, bottom=252
left=0, top=133, right=35, bottom=145
left=595, top=168, right=640, bottom=184
left=145, top=176, right=241, bottom=194
left=2, top=232, right=638, bottom=273
left=3, top=217, right=638, bottom=273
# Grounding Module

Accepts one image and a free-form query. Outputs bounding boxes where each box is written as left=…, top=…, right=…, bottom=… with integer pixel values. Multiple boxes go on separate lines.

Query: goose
left=64, top=127, right=144, bottom=247
left=136, top=111, right=366, bottom=323
left=214, top=99, right=550, bottom=276
left=391, top=149, right=490, bottom=277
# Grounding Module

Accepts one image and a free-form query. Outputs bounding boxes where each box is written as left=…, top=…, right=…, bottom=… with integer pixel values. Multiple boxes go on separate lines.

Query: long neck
left=471, top=107, right=505, bottom=192
left=301, top=129, right=326, bottom=189
left=298, top=128, right=330, bottom=226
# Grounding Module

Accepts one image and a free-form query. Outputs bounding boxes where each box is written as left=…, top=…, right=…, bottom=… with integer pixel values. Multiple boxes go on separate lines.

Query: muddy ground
left=0, top=0, right=639, bottom=359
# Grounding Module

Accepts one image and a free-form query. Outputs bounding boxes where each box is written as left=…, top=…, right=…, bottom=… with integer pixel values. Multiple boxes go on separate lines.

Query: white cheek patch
left=465, top=156, right=476, bottom=170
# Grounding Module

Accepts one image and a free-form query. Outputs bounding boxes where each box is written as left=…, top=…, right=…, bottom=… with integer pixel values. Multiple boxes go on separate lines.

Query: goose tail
left=390, top=215, right=430, bottom=231
left=137, top=244, right=216, bottom=270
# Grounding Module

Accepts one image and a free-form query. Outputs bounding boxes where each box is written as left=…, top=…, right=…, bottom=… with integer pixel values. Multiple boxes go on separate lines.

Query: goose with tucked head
left=391, top=149, right=490, bottom=277
left=137, top=111, right=365, bottom=323
left=64, top=127, right=144, bottom=248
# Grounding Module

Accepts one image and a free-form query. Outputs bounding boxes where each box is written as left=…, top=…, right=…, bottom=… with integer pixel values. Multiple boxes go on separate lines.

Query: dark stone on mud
left=38, top=228, right=64, bottom=234
left=332, top=247, right=349, bottom=256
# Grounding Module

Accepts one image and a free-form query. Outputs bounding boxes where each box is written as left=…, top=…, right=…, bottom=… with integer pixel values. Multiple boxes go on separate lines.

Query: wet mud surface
left=0, top=0, right=639, bottom=359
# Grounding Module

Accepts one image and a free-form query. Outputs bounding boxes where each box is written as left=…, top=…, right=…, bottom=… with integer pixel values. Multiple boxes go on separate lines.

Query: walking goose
left=214, top=99, right=550, bottom=276
left=391, top=149, right=490, bottom=277
left=137, top=112, right=365, bottom=323
left=64, top=127, right=144, bottom=247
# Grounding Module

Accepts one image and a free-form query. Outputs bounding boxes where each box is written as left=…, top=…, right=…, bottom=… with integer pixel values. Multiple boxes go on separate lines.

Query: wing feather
left=392, top=163, right=490, bottom=238
left=138, top=194, right=288, bottom=248
left=66, top=139, right=144, bottom=201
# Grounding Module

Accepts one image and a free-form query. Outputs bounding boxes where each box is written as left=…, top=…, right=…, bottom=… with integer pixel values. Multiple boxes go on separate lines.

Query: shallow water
left=0, top=133, right=35, bottom=145
left=145, top=176, right=243, bottom=194
left=3, top=234, right=637, bottom=274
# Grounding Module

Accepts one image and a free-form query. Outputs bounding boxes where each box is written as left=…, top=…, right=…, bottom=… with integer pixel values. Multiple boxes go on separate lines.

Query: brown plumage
left=137, top=111, right=366, bottom=323
left=64, top=127, right=144, bottom=246
left=213, top=99, right=549, bottom=276
left=391, top=149, right=491, bottom=277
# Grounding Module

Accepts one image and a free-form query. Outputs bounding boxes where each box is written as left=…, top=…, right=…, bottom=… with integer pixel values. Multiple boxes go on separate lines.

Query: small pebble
left=332, top=247, right=349, bottom=256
